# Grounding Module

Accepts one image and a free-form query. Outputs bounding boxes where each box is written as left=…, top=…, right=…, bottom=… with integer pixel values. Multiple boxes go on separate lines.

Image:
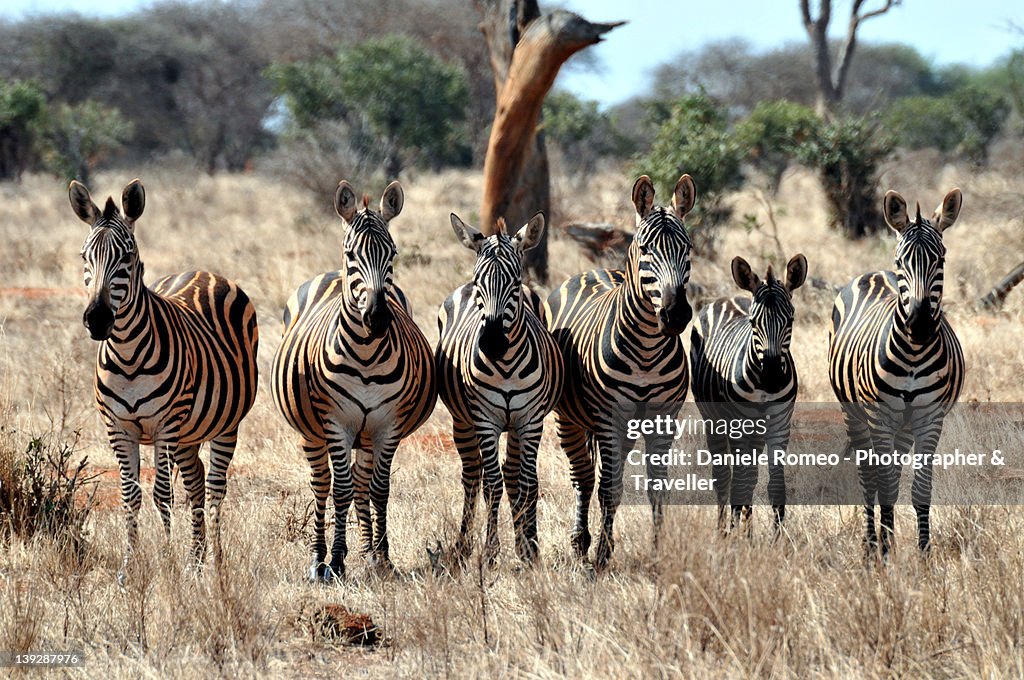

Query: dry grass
left=0, top=162, right=1022, bottom=677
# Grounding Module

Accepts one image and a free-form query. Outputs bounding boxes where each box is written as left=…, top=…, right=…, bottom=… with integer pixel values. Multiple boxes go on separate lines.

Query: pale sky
left=3, top=0, right=1022, bottom=107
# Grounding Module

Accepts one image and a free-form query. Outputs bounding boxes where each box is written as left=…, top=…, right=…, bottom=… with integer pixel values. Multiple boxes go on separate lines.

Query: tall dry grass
left=0, top=161, right=1022, bottom=677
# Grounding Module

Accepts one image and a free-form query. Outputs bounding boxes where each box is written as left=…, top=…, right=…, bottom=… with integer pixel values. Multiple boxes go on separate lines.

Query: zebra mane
left=102, top=197, right=119, bottom=220
left=495, top=217, right=507, bottom=235
left=362, top=195, right=370, bottom=210
left=915, top=202, right=922, bottom=224
left=765, top=265, right=776, bottom=285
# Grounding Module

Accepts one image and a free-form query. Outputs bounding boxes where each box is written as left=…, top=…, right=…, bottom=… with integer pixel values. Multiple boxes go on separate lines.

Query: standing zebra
left=829, top=188, right=964, bottom=555
left=546, top=174, right=696, bottom=569
left=70, top=179, right=258, bottom=569
left=690, top=254, right=807, bottom=533
left=272, top=180, right=436, bottom=582
left=436, top=213, right=563, bottom=565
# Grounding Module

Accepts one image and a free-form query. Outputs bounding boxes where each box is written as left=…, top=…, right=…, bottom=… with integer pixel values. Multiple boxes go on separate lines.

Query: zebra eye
left=638, top=243, right=650, bottom=255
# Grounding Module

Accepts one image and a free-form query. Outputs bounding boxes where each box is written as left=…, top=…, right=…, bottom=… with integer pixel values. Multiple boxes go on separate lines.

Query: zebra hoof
left=308, top=561, right=343, bottom=584
left=593, top=541, right=613, bottom=571
left=367, top=553, right=396, bottom=576
left=570, top=530, right=591, bottom=559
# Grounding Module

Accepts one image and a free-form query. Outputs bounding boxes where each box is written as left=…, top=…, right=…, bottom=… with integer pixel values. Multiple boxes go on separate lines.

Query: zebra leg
left=644, top=432, right=673, bottom=551
left=556, top=414, right=593, bottom=559
left=706, top=432, right=731, bottom=533
left=207, top=429, right=238, bottom=566
left=766, top=430, right=791, bottom=530
left=452, top=419, right=482, bottom=561
left=507, top=422, right=543, bottom=564
left=872, top=429, right=900, bottom=558
left=172, top=443, right=207, bottom=565
left=152, top=441, right=175, bottom=540
left=478, top=426, right=504, bottom=567
left=910, top=419, right=942, bottom=552
left=110, top=427, right=142, bottom=571
left=325, top=426, right=356, bottom=580
left=730, top=436, right=758, bottom=538
left=352, top=447, right=374, bottom=557
left=594, top=425, right=625, bottom=570
left=303, top=436, right=331, bottom=582
left=846, top=417, right=878, bottom=554
left=368, top=432, right=402, bottom=569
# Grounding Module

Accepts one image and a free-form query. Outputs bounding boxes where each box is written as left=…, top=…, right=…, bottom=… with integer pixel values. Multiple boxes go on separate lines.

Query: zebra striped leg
left=871, top=428, right=901, bottom=558
left=730, top=436, right=758, bottom=539
left=110, top=428, right=142, bottom=570
left=506, top=423, right=542, bottom=564
left=452, top=419, right=482, bottom=562
left=644, top=433, right=672, bottom=550
left=909, top=420, right=941, bottom=552
left=556, top=414, right=593, bottom=559
left=172, top=443, right=206, bottom=565
left=594, top=425, right=626, bottom=570
left=302, top=436, right=331, bottom=582
left=478, top=426, right=504, bottom=567
left=766, top=432, right=790, bottom=530
left=706, top=432, right=732, bottom=533
left=325, top=427, right=356, bottom=580
left=352, top=448, right=374, bottom=557
left=207, top=429, right=238, bottom=565
left=152, top=441, right=175, bottom=540
left=845, top=417, right=879, bottom=555
left=368, top=433, right=402, bottom=568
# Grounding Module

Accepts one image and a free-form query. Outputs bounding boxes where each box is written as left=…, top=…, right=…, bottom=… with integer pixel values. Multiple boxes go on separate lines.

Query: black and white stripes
left=828, top=188, right=965, bottom=554
left=71, top=179, right=259, bottom=568
left=435, top=213, right=563, bottom=564
left=690, top=254, right=807, bottom=532
left=271, top=180, right=436, bottom=581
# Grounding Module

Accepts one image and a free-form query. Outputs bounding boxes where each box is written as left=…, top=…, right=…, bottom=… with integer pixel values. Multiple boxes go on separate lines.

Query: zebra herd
left=70, top=174, right=964, bottom=579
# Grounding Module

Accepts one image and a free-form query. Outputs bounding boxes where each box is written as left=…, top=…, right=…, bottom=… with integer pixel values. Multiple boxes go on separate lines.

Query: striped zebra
left=271, top=180, right=436, bottom=582
left=546, top=174, right=696, bottom=569
left=70, top=179, right=258, bottom=569
left=436, top=213, right=563, bottom=565
left=829, top=188, right=964, bottom=555
left=690, top=254, right=807, bottom=533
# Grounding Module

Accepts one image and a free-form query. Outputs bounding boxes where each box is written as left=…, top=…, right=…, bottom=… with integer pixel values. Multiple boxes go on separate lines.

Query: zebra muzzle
left=362, top=292, right=393, bottom=337
left=84, top=298, right=115, bottom=341
left=657, top=299, right=692, bottom=336
left=477, top=320, right=509, bottom=359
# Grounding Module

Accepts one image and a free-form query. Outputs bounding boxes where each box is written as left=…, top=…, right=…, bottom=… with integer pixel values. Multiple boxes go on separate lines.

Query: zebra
left=546, top=174, right=696, bottom=569
left=829, top=188, right=964, bottom=555
left=70, top=179, right=258, bottom=569
left=271, top=180, right=436, bottom=582
left=690, top=254, right=807, bottom=533
left=435, top=212, right=564, bottom=565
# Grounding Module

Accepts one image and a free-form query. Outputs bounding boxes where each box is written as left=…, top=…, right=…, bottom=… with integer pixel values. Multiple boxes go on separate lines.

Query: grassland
left=1, top=159, right=1023, bottom=677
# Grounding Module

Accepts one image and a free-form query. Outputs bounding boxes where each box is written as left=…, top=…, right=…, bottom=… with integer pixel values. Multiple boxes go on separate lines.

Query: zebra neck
left=614, top=283, right=672, bottom=356
left=107, top=269, right=157, bottom=349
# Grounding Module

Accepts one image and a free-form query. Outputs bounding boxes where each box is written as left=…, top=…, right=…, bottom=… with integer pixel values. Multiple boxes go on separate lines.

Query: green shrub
left=798, top=116, right=894, bottom=239
left=0, top=79, right=47, bottom=180
left=36, top=100, right=133, bottom=184
left=634, top=93, right=744, bottom=254
left=734, top=100, right=820, bottom=193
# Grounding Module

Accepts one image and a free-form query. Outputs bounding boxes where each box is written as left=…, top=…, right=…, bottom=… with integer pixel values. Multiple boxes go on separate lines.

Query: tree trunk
left=476, top=0, right=622, bottom=284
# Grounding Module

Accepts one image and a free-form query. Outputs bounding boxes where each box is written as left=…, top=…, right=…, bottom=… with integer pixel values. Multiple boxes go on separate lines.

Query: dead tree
left=476, top=0, right=622, bottom=283
left=978, top=262, right=1024, bottom=311
left=800, top=0, right=900, bottom=119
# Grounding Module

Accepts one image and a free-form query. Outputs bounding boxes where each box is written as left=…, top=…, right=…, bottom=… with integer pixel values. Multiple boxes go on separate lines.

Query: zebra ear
left=785, top=253, right=808, bottom=292
left=731, top=256, right=760, bottom=293
left=671, top=174, right=696, bottom=219
left=450, top=213, right=485, bottom=252
left=335, top=181, right=358, bottom=223
left=380, top=181, right=404, bottom=223
left=883, top=190, right=909, bottom=233
left=932, top=188, right=962, bottom=233
left=121, top=179, right=145, bottom=224
left=69, top=180, right=100, bottom=225
left=513, top=212, right=546, bottom=254
left=631, top=175, right=656, bottom=222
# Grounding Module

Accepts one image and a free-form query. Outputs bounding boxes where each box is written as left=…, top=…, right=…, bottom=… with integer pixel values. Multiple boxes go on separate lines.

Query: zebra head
left=335, top=180, right=404, bottom=338
left=629, top=174, right=696, bottom=336
left=732, top=254, right=807, bottom=388
left=70, top=179, right=146, bottom=341
left=450, top=212, right=545, bottom=359
left=883, top=188, right=962, bottom=345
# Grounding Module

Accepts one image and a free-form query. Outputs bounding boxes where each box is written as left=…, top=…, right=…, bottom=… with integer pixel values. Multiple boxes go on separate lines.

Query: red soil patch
left=405, top=432, right=456, bottom=456
left=0, top=287, right=85, bottom=299
left=311, top=604, right=380, bottom=646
